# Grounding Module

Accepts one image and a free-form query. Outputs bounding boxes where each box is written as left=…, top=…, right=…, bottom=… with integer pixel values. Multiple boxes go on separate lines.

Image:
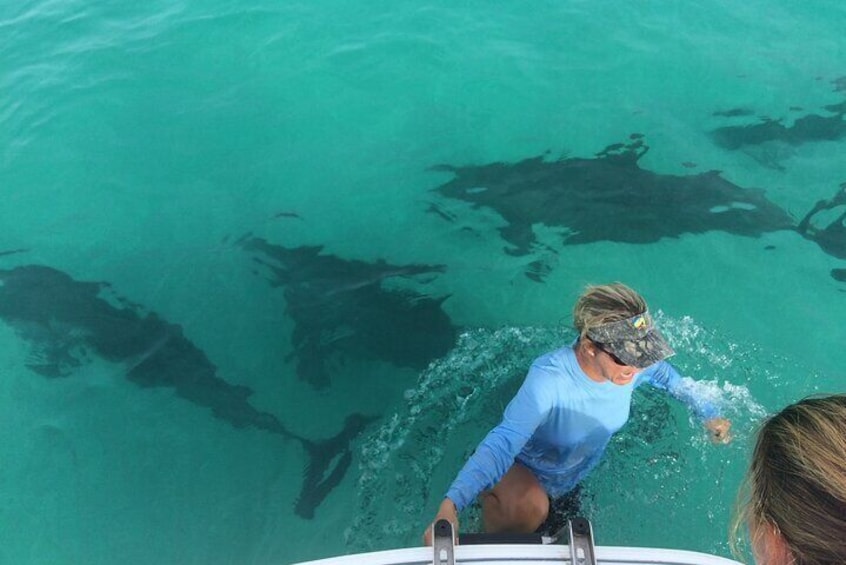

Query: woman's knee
left=496, top=471, right=549, bottom=519
left=526, top=487, right=550, bottom=523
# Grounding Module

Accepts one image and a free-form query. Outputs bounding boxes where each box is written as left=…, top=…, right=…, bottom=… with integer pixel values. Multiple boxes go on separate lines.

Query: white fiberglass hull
left=293, top=543, right=743, bottom=565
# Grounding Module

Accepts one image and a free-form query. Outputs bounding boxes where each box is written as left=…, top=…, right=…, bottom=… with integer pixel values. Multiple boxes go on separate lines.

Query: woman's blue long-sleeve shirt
left=445, top=345, right=719, bottom=511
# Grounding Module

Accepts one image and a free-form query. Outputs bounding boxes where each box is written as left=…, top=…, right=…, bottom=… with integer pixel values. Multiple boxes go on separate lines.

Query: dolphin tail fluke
left=292, top=412, right=378, bottom=519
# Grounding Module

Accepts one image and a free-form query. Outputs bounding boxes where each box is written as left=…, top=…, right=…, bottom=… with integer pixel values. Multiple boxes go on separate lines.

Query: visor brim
left=604, top=329, right=675, bottom=369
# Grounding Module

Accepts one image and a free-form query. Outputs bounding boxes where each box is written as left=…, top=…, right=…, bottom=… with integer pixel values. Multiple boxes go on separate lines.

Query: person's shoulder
left=531, top=345, right=574, bottom=367
left=528, top=346, right=576, bottom=380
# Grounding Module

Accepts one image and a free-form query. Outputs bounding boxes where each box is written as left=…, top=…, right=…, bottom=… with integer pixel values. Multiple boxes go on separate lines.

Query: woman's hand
left=705, top=418, right=732, bottom=444
left=422, top=498, right=459, bottom=546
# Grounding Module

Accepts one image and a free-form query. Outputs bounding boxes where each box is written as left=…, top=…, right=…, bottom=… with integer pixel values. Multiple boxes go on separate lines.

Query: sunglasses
left=593, top=341, right=627, bottom=366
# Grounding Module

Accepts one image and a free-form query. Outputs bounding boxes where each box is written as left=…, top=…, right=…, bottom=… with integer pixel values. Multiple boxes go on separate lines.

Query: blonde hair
left=732, top=394, right=846, bottom=564
left=572, top=283, right=647, bottom=339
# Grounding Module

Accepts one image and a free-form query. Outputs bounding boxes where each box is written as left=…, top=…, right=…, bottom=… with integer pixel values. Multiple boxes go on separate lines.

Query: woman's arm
left=639, top=361, right=732, bottom=443
left=445, top=367, right=555, bottom=510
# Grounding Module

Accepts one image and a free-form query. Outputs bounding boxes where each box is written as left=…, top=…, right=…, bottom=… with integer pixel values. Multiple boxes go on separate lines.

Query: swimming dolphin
left=239, top=236, right=457, bottom=389
left=430, top=136, right=795, bottom=281
left=0, top=264, right=374, bottom=518
left=797, top=183, right=846, bottom=268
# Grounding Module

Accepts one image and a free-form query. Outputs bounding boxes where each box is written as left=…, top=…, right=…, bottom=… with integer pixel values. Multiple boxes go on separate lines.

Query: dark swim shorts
left=534, top=485, right=583, bottom=536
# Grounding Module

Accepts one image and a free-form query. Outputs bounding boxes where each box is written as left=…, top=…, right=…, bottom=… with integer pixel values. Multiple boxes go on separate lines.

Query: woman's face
left=749, top=519, right=792, bottom=565
left=593, top=344, right=641, bottom=385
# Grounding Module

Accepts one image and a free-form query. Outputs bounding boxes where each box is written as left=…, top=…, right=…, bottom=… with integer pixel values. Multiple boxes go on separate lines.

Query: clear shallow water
left=1, top=1, right=845, bottom=564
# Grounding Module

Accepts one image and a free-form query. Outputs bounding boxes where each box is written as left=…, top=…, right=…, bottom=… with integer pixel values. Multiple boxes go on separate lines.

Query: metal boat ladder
left=432, top=516, right=597, bottom=565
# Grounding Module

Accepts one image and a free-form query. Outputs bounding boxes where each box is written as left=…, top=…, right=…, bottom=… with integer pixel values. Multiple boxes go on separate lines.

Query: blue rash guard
left=445, top=345, right=720, bottom=511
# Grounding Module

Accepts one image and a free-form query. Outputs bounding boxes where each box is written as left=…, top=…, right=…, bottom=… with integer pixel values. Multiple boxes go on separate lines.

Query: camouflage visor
left=585, top=311, right=675, bottom=369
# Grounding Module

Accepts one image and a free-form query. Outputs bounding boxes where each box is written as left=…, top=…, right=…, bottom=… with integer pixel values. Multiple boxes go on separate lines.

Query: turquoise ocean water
left=2, top=1, right=845, bottom=563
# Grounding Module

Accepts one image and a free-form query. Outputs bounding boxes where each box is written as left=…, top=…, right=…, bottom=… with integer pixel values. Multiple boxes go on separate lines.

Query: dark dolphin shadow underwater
left=797, top=182, right=846, bottom=285
left=708, top=74, right=846, bottom=281
left=709, top=76, right=846, bottom=169
left=239, top=235, right=458, bottom=389
left=429, top=136, right=795, bottom=280
left=797, top=182, right=846, bottom=260
left=0, top=264, right=373, bottom=519
left=710, top=101, right=846, bottom=151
